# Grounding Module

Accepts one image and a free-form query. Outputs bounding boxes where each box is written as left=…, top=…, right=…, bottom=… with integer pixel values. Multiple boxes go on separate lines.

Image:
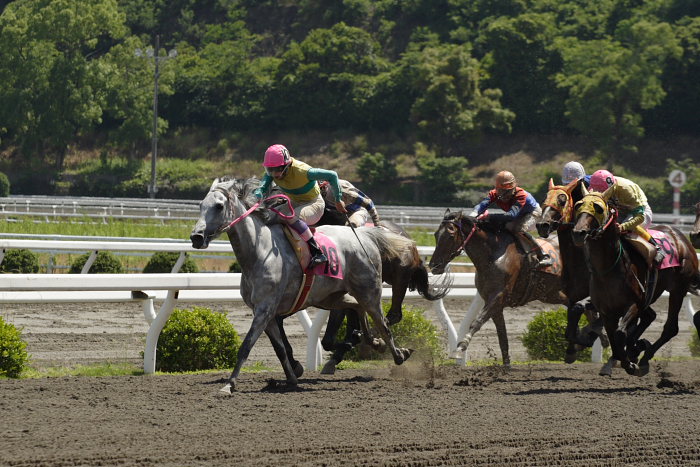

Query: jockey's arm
left=619, top=206, right=645, bottom=232
left=473, top=192, right=495, bottom=215
left=308, top=169, right=343, bottom=202
left=254, top=174, right=273, bottom=199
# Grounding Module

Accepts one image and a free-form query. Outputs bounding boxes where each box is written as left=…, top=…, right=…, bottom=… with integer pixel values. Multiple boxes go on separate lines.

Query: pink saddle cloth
left=648, top=229, right=681, bottom=269
left=284, top=228, right=344, bottom=279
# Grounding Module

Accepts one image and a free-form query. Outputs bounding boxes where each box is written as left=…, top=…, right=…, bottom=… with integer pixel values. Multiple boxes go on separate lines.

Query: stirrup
left=536, top=254, right=553, bottom=268
left=309, top=252, right=328, bottom=266
left=653, top=249, right=664, bottom=264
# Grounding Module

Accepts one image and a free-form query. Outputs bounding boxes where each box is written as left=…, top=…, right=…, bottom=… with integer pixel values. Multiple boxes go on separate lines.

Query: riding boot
left=307, top=236, right=328, bottom=267
left=520, top=232, right=552, bottom=268
left=648, top=237, right=665, bottom=264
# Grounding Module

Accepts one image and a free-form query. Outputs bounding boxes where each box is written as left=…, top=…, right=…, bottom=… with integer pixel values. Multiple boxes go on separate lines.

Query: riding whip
left=344, top=212, right=375, bottom=267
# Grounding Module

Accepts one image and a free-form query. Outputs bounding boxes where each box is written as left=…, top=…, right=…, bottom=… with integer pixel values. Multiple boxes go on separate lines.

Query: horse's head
left=536, top=178, right=578, bottom=238
left=429, top=208, right=477, bottom=274
left=190, top=177, right=258, bottom=249
left=690, top=201, right=700, bottom=249
left=572, top=184, right=614, bottom=247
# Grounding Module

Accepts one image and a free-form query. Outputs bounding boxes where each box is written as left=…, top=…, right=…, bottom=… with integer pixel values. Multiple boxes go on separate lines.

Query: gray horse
left=190, top=177, right=414, bottom=393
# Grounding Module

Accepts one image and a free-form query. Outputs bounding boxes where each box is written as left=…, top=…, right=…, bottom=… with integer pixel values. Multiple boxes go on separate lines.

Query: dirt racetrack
left=2, top=298, right=700, bottom=466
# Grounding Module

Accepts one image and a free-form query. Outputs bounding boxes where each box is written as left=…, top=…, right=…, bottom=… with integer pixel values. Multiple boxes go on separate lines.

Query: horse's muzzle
left=428, top=262, right=445, bottom=275
left=190, top=232, right=206, bottom=249
left=535, top=222, right=551, bottom=239
left=571, top=229, right=587, bottom=247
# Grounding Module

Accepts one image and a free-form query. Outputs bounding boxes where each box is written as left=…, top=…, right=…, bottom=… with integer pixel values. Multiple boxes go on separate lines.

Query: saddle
left=622, top=233, right=656, bottom=268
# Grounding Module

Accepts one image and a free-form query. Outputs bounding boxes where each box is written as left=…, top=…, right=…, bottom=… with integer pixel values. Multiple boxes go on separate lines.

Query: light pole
left=135, top=35, right=177, bottom=199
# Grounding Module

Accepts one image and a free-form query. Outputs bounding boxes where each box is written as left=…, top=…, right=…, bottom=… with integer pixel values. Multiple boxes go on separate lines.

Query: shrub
left=0, top=171, right=10, bottom=197
left=143, top=252, right=198, bottom=273
left=339, top=303, right=443, bottom=361
left=155, top=307, right=241, bottom=372
left=0, top=316, right=30, bottom=378
left=690, top=330, right=700, bottom=358
left=69, top=251, right=124, bottom=274
left=0, top=249, right=39, bottom=273
left=228, top=261, right=241, bottom=273
left=521, top=307, right=593, bottom=361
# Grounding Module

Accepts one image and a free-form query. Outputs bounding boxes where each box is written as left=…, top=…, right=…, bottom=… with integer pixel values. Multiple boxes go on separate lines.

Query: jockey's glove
left=468, top=210, right=479, bottom=218
left=253, top=188, right=263, bottom=200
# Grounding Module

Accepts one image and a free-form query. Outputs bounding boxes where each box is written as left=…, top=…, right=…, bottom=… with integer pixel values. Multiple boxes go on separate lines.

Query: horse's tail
left=409, top=260, right=451, bottom=301
left=362, top=228, right=417, bottom=267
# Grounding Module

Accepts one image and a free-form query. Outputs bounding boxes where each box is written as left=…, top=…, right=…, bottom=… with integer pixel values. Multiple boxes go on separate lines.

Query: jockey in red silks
left=470, top=170, right=552, bottom=269
left=254, top=144, right=347, bottom=266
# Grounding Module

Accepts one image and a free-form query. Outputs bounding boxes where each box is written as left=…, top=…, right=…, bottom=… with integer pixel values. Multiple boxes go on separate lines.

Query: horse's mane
left=213, top=176, right=282, bottom=225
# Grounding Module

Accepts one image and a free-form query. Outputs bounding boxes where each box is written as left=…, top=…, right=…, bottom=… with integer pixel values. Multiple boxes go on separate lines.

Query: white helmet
left=562, top=161, right=585, bottom=184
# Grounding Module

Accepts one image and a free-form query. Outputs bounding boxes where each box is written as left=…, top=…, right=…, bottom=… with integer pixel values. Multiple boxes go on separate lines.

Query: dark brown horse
left=572, top=188, right=700, bottom=376
left=430, top=209, right=566, bottom=365
left=316, top=208, right=449, bottom=373
left=536, top=178, right=607, bottom=362
left=690, top=201, right=700, bottom=249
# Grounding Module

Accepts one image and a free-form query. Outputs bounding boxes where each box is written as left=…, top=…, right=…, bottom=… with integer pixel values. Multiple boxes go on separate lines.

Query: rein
left=444, top=218, right=477, bottom=256
left=218, top=190, right=295, bottom=233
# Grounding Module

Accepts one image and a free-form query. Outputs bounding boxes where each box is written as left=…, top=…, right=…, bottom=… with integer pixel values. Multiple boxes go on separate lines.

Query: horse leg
left=265, top=320, right=299, bottom=387
left=491, top=311, right=511, bottom=367
left=615, top=305, right=640, bottom=375
left=321, top=309, right=363, bottom=375
left=599, top=317, right=621, bottom=377
left=625, top=306, right=656, bottom=364
left=386, top=269, right=408, bottom=326
left=276, top=315, right=303, bottom=378
left=695, top=309, right=700, bottom=338
left=564, top=302, right=585, bottom=364
left=356, top=291, right=412, bottom=366
left=221, top=306, right=274, bottom=394
left=636, top=293, right=684, bottom=376
left=456, top=293, right=504, bottom=355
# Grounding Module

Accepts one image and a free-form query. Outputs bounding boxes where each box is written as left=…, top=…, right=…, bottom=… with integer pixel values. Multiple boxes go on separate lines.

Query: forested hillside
left=0, top=0, right=698, bottom=209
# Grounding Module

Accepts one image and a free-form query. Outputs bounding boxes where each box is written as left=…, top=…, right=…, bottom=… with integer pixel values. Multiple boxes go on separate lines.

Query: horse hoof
left=564, top=351, right=577, bottom=364
left=634, top=363, right=650, bottom=377
left=386, top=311, right=402, bottom=326
left=220, top=383, right=233, bottom=394
left=293, top=361, right=304, bottom=378
left=372, top=338, right=387, bottom=354
left=624, top=362, right=639, bottom=376
left=599, top=366, right=612, bottom=377
left=320, top=359, right=337, bottom=375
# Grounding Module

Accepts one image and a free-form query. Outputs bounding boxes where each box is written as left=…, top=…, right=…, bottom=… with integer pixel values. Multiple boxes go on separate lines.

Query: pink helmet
left=263, top=144, right=291, bottom=168
left=590, top=169, right=616, bottom=192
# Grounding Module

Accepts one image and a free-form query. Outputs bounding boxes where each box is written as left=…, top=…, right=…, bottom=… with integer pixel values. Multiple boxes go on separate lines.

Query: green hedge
left=143, top=252, right=198, bottom=273
left=521, top=307, right=593, bottom=361
left=69, top=251, right=124, bottom=274
left=0, top=316, right=30, bottom=378
left=690, top=330, right=700, bottom=358
left=155, top=307, right=241, bottom=372
left=0, top=171, right=10, bottom=197
left=0, top=249, right=39, bottom=273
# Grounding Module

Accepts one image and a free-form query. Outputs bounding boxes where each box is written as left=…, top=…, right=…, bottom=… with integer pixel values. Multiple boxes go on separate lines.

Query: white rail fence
left=0, top=239, right=696, bottom=372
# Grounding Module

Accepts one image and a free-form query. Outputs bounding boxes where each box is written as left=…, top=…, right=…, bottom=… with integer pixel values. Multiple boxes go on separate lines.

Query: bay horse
left=690, top=201, right=700, bottom=249
left=429, top=209, right=567, bottom=366
left=571, top=187, right=700, bottom=376
left=190, top=177, right=415, bottom=392
left=315, top=207, right=448, bottom=373
left=536, top=178, right=607, bottom=362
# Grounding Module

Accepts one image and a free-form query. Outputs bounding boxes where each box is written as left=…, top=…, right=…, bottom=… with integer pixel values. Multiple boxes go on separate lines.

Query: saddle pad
left=535, top=237, right=562, bottom=275
left=283, top=227, right=344, bottom=279
left=648, top=229, right=681, bottom=269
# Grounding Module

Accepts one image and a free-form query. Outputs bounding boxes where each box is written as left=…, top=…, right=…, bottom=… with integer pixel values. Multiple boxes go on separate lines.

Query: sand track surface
left=1, top=297, right=699, bottom=465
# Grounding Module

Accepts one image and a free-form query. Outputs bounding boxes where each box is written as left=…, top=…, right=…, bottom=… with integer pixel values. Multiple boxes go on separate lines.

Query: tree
left=400, top=39, right=514, bottom=153
left=0, top=0, right=127, bottom=171
left=415, top=143, right=470, bottom=204
left=554, top=20, right=681, bottom=169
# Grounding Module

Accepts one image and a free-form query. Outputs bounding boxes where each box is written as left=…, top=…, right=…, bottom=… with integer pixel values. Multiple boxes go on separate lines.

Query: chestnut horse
left=430, top=209, right=566, bottom=365
left=572, top=188, right=700, bottom=376
left=536, top=178, right=607, bottom=362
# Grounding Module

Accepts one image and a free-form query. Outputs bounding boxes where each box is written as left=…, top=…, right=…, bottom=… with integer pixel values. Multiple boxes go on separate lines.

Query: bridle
left=213, top=187, right=295, bottom=234
left=441, top=216, right=478, bottom=258
left=542, top=187, right=575, bottom=228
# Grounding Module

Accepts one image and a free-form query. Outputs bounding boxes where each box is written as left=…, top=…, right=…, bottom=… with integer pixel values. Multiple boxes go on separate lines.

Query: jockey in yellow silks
left=254, top=144, right=347, bottom=266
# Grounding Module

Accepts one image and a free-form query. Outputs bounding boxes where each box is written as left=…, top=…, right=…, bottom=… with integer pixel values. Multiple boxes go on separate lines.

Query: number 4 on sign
left=668, top=170, right=686, bottom=188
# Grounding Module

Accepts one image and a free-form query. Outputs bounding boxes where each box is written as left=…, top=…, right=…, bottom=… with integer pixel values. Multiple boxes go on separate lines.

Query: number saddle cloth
left=622, top=229, right=680, bottom=270
left=280, top=226, right=344, bottom=316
